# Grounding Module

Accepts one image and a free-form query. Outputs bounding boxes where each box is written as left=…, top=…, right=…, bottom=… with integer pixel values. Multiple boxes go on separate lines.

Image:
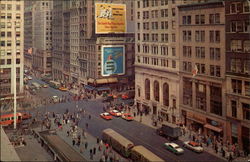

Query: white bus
left=131, top=145, right=164, bottom=162
left=102, top=128, right=134, bottom=157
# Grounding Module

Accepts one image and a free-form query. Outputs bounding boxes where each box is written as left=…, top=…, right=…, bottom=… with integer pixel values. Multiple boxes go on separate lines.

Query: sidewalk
left=47, top=117, right=129, bottom=162
left=128, top=109, right=249, bottom=162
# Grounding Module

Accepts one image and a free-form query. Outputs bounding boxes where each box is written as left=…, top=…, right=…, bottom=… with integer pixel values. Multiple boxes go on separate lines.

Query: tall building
left=178, top=1, right=226, bottom=141
left=225, top=0, right=250, bottom=154
left=32, top=1, right=53, bottom=76
left=0, top=1, right=24, bottom=103
left=52, top=0, right=71, bottom=84
left=134, top=0, right=192, bottom=123
left=24, top=1, right=34, bottom=70
left=67, top=0, right=135, bottom=91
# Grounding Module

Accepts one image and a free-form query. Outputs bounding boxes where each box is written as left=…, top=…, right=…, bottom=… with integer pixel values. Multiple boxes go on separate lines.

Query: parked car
left=164, top=143, right=184, bottom=155
left=183, top=141, right=203, bottom=153
left=100, top=112, right=112, bottom=120
left=52, top=96, right=59, bottom=103
left=59, top=87, right=68, bottom=91
left=109, top=110, right=122, bottom=117
left=42, top=84, right=48, bottom=88
left=121, top=113, right=133, bottom=121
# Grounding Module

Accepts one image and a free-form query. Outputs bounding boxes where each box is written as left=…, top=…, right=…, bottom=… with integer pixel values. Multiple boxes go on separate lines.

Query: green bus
left=102, top=128, right=134, bottom=158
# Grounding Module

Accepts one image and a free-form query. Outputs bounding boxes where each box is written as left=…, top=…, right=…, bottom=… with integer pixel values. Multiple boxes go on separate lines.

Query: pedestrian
left=86, top=123, right=88, bottom=129
left=93, top=147, right=96, bottom=155
left=97, top=137, right=100, bottom=144
left=228, top=153, right=233, bottom=162
left=90, top=149, right=93, bottom=160
left=85, top=141, right=88, bottom=149
left=215, top=144, right=218, bottom=154
left=89, top=114, right=91, bottom=119
left=67, top=130, right=69, bottom=137
left=222, top=148, right=225, bottom=157
left=72, top=139, right=75, bottom=146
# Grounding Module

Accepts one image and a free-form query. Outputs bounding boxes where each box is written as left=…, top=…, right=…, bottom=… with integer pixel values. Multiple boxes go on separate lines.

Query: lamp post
left=11, top=20, right=17, bottom=129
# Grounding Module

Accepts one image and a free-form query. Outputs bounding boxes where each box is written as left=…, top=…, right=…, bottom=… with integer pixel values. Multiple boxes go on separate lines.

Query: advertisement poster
left=101, top=45, right=125, bottom=76
left=95, top=3, right=126, bottom=34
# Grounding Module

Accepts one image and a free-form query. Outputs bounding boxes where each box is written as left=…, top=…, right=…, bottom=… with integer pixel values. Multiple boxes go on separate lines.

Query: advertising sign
left=95, top=3, right=126, bottom=34
left=101, top=45, right=125, bottom=76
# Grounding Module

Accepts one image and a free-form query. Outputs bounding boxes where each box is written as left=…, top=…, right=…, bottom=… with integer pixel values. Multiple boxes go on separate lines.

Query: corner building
left=0, top=0, right=24, bottom=103
left=178, top=1, right=227, bottom=141
left=225, top=0, right=250, bottom=154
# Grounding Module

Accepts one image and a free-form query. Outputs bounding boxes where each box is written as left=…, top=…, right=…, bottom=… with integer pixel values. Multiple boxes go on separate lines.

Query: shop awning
left=96, top=87, right=111, bottom=91
left=84, top=85, right=95, bottom=91
left=87, top=78, right=95, bottom=83
left=186, top=116, right=205, bottom=124
left=204, top=124, right=222, bottom=132
left=96, top=78, right=118, bottom=84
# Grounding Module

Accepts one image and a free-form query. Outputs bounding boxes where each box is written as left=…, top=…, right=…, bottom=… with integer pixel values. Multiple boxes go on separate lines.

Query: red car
left=121, top=94, right=128, bottom=100
left=122, top=113, right=133, bottom=121
left=109, top=110, right=122, bottom=117
left=100, top=112, right=112, bottom=120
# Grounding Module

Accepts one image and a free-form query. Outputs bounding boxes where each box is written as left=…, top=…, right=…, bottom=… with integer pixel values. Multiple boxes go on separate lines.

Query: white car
left=109, top=110, right=122, bottom=117
left=164, top=142, right=184, bottom=154
left=183, top=141, right=203, bottom=153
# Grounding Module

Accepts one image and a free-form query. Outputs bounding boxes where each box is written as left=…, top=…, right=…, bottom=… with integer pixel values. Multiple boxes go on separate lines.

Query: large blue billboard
left=101, top=45, right=125, bottom=76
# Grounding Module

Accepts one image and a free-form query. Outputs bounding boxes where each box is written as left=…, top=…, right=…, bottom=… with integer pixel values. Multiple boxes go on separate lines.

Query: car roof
left=188, top=141, right=199, bottom=146
left=169, top=143, right=179, bottom=147
left=103, top=112, right=109, bottom=115
left=112, top=110, right=119, bottom=112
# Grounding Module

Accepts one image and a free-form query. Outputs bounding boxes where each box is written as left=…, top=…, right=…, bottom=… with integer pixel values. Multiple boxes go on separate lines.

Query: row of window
left=139, top=0, right=176, bottom=8
left=230, top=59, right=250, bottom=74
left=0, top=59, right=21, bottom=65
left=0, top=40, right=21, bottom=47
left=138, top=32, right=176, bottom=42
left=229, top=1, right=250, bottom=14
left=138, top=56, right=176, bottom=68
left=139, top=8, right=175, bottom=20
left=0, top=49, right=21, bottom=56
left=0, top=4, right=21, bottom=11
left=231, top=79, right=250, bottom=97
left=182, top=13, right=221, bottom=25
left=1, top=31, right=21, bottom=38
left=1, top=13, right=21, bottom=19
left=230, top=40, right=250, bottom=53
left=138, top=44, right=176, bottom=56
left=183, top=46, right=221, bottom=61
left=231, top=101, right=250, bottom=121
left=230, top=20, right=250, bottom=33
left=183, top=30, right=220, bottom=43
left=182, top=62, right=221, bottom=77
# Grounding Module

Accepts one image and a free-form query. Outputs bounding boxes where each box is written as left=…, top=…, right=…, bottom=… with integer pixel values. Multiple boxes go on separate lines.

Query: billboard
left=95, top=3, right=126, bottom=34
left=101, top=45, right=125, bottom=76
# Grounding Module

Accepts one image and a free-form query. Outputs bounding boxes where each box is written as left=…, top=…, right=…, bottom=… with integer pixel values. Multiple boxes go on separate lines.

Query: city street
left=27, top=77, right=225, bottom=162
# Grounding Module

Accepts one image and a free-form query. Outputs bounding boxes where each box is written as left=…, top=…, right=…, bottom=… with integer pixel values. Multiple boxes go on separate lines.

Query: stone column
left=192, top=80, right=196, bottom=109
left=206, top=84, right=210, bottom=113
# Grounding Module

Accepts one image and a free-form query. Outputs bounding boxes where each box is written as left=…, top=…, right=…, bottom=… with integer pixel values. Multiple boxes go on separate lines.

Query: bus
left=49, top=80, right=60, bottom=89
left=131, top=145, right=164, bottom=162
left=102, top=128, right=134, bottom=157
left=0, top=112, right=32, bottom=126
left=31, top=82, right=41, bottom=90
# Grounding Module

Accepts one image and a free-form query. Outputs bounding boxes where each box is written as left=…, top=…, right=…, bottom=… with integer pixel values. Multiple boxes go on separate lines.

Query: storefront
left=186, top=112, right=206, bottom=133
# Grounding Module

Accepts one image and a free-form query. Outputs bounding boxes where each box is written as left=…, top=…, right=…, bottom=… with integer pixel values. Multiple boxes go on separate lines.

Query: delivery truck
left=156, top=123, right=181, bottom=140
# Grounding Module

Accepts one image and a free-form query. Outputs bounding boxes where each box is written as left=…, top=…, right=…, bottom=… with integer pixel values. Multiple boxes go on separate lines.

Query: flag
left=28, top=48, right=32, bottom=54
left=192, top=65, right=198, bottom=77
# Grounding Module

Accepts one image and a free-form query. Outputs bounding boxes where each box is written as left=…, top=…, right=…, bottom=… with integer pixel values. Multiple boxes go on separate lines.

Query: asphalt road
left=27, top=77, right=225, bottom=162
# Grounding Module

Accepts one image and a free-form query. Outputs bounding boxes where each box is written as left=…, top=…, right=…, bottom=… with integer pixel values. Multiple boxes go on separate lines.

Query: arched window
left=163, top=83, right=169, bottom=106
left=154, top=80, right=159, bottom=101
left=145, top=79, right=150, bottom=100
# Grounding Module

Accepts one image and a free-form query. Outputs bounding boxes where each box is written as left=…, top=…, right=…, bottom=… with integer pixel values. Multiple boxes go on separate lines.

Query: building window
left=183, top=78, right=192, bottom=106
left=172, top=34, right=176, bottom=42
left=242, top=103, right=250, bottom=120
left=231, top=101, right=237, bottom=118
left=245, top=81, right=250, bottom=96
left=195, top=47, right=205, bottom=59
left=195, top=14, right=205, bottom=24
left=244, top=1, right=250, bottom=12
left=163, top=83, right=169, bottom=106
left=16, top=4, right=21, bottom=10
left=16, top=13, right=21, bottom=19
left=210, top=48, right=220, bottom=60
left=209, top=13, right=220, bottom=24
left=244, top=60, right=250, bottom=74
left=0, top=32, right=5, bottom=37
left=231, top=21, right=243, bottom=32
left=231, top=59, right=242, bottom=73
left=244, top=20, right=250, bottom=32
left=7, top=4, right=12, bottom=10
left=137, top=12, right=140, bottom=19
left=7, top=13, right=11, bottom=19
left=244, top=40, right=250, bottom=52
left=231, top=40, right=242, bottom=52
left=1, top=4, right=5, bottom=10
left=209, top=30, right=220, bottom=43
left=232, top=79, right=242, bottom=94
left=183, top=46, right=192, bottom=58
left=210, top=86, right=222, bottom=116
left=16, top=59, right=20, bottom=64
left=172, top=8, right=176, bottom=16
left=145, top=79, right=150, bottom=100
left=183, top=30, right=191, bottom=42
left=138, top=87, right=141, bottom=97
left=0, top=59, right=5, bottom=65
left=7, top=59, right=11, bottom=64
left=196, top=83, right=206, bottom=111
left=183, top=15, right=191, bottom=25
left=0, top=41, right=5, bottom=47
left=230, top=2, right=241, bottom=14
left=161, top=21, right=168, bottom=29
left=154, top=81, right=159, bottom=101
left=172, top=60, right=176, bottom=68
left=195, top=30, right=205, bottom=42
left=172, top=21, right=176, bottom=29
left=196, top=63, right=205, bottom=74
